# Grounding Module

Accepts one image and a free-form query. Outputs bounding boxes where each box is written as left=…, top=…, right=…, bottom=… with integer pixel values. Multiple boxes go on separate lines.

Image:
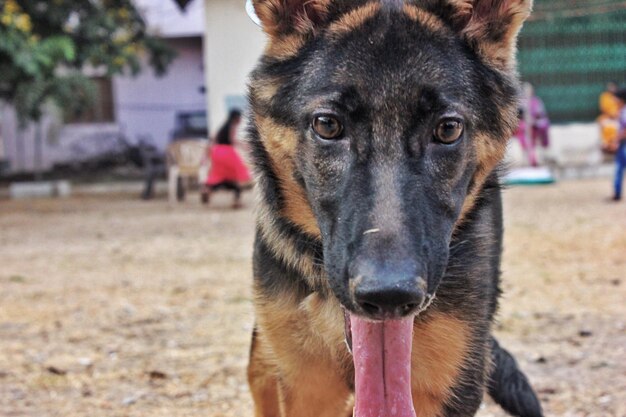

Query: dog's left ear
left=252, top=0, right=331, bottom=38
left=448, top=0, right=533, bottom=70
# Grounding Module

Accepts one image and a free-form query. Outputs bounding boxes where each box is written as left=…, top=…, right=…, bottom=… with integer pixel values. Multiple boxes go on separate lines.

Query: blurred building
left=202, top=0, right=265, bottom=133
left=202, top=0, right=626, bottom=128
left=4, top=1, right=624, bottom=175
left=1, top=0, right=207, bottom=174
left=518, top=0, right=626, bottom=123
left=116, top=0, right=206, bottom=148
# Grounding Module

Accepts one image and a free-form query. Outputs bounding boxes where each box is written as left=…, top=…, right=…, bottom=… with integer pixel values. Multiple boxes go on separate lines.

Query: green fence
left=518, top=2, right=626, bottom=123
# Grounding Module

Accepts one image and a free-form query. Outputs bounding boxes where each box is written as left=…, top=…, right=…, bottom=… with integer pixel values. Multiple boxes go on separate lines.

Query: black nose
left=354, top=279, right=426, bottom=320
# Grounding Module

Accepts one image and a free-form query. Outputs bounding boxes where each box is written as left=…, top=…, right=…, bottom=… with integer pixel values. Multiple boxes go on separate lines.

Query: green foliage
left=0, top=0, right=176, bottom=125
left=14, top=73, right=97, bottom=122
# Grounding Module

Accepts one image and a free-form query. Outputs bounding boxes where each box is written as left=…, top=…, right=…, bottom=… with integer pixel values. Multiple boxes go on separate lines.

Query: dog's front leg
left=276, top=359, right=353, bottom=417
left=249, top=329, right=352, bottom=417
left=248, top=328, right=281, bottom=417
left=249, top=295, right=353, bottom=417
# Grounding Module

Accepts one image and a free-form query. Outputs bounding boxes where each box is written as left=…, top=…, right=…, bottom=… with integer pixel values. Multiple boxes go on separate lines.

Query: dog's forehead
left=298, top=17, right=471, bottom=113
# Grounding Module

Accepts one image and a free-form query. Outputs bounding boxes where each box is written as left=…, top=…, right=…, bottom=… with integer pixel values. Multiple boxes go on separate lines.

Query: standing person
left=202, top=109, right=252, bottom=208
left=611, top=88, right=626, bottom=201
left=515, top=83, right=550, bottom=166
left=138, top=138, right=166, bottom=200
left=598, top=81, right=621, bottom=154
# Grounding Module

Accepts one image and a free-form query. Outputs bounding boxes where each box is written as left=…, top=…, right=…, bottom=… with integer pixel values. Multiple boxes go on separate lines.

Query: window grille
left=518, top=1, right=626, bottom=123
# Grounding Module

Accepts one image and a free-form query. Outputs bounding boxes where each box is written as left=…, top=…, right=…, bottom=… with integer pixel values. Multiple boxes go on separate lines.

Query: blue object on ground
left=503, top=167, right=556, bottom=186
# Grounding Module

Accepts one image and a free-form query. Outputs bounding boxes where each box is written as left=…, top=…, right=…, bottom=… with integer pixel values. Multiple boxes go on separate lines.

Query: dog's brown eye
left=312, top=115, right=343, bottom=140
left=434, top=119, right=464, bottom=144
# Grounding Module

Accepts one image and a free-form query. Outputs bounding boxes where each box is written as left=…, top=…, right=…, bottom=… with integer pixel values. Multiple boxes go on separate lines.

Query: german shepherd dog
left=246, top=0, right=543, bottom=416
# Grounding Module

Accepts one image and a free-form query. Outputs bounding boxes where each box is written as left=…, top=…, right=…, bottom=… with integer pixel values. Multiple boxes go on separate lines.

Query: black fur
left=248, top=1, right=542, bottom=416
left=489, top=338, right=544, bottom=417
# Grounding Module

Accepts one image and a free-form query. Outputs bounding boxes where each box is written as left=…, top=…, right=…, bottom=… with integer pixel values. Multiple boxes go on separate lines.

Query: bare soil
left=0, top=178, right=624, bottom=417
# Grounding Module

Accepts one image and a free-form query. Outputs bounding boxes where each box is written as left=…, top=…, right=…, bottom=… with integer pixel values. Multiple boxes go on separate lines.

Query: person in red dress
left=202, top=109, right=252, bottom=208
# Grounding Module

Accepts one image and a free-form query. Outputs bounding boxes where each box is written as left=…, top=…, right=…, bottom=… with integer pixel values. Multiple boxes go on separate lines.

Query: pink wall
left=114, top=36, right=206, bottom=150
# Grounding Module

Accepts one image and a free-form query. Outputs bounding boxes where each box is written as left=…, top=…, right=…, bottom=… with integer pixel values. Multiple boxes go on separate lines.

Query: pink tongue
left=351, top=314, right=416, bottom=417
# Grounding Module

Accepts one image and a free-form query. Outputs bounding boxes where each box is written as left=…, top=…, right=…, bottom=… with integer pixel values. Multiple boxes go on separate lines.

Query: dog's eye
left=312, top=115, right=343, bottom=140
left=434, top=119, right=464, bottom=144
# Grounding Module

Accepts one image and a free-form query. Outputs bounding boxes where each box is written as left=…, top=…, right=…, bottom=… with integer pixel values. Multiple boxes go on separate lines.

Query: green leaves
left=36, top=36, right=76, bottom=66
left=13, top=73, right=97, bottom=126
left=0, top=0, right=176, bottom=124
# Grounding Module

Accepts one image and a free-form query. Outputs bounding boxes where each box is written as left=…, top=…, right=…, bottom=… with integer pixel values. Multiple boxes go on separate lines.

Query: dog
left=246, top=1, right=543, bottom=416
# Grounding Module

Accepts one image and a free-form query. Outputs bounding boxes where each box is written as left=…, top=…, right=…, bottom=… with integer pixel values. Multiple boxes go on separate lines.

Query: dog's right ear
left=422, top=0, right=533, bottom=70
left=252, top=0, right=331, bottom=38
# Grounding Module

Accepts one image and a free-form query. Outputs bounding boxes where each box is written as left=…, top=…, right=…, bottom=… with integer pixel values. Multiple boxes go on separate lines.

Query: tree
left=1, top=0, right=176, bottom=123
left=0, top=0, right=176, bottom=174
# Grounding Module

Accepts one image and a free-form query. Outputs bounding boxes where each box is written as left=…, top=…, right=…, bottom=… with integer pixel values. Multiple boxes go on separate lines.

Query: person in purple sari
left=515, top=83, right=551, bottom=166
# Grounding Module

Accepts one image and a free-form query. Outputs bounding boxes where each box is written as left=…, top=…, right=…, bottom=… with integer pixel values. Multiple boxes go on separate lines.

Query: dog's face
left=251, top=0, right=531, bottom=320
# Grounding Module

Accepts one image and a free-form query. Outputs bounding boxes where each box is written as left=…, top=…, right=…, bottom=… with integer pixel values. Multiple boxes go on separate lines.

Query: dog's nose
left=354, top=278, right=426, bottom=320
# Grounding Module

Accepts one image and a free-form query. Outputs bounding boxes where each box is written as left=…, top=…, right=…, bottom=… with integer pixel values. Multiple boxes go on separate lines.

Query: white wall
left=0, top=104, right=61, bottom=173
left=114, top=36, right=206, bottom=149
left=135, top=0, right=205, bottom=38
left=504, top=123, right=603, bottom=168
left=203, top=0, right=266, bottom=132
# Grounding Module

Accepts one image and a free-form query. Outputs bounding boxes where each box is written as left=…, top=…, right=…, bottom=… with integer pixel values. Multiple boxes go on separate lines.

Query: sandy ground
left=0, top=178, right=624, bottom=417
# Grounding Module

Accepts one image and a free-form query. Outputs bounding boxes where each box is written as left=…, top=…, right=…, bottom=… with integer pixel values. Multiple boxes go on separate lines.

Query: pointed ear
left=252, top=0, right=331, bottom=38
left=449, top=0, right=533, bottom=70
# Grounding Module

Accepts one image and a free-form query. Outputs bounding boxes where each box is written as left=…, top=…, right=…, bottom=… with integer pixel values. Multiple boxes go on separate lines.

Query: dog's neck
left=254, top=189, right=327, bottom=291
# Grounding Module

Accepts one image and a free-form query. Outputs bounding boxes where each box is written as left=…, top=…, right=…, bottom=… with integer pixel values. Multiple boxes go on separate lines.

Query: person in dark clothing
left=138, top=139, right=166, bottom=200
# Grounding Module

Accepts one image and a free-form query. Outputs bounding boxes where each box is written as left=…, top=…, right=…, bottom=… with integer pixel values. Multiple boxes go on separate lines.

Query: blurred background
left=0, top=1, right=625, bottom=416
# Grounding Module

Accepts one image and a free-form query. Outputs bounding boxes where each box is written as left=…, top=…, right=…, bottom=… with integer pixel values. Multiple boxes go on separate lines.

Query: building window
left=65, top=77, right=115, bottom=124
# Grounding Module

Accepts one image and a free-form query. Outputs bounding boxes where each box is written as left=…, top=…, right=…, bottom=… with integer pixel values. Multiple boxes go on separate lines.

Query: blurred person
left=515, top=82, right=550, bottom=166
left=611, top=88, right=626, bottom=201
left=201, top=109, right=252, bottom=209
left=138, top=138, right=166, bottom=200
left=598, top=81, right=621, bottom=154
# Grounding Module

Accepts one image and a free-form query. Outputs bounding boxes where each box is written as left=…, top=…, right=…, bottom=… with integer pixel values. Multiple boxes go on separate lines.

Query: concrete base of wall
left=72, top=181, right=167, bottom=196
left=504, top=122, right=617, bottom=180
left=9, top=181, right=72, bottom=199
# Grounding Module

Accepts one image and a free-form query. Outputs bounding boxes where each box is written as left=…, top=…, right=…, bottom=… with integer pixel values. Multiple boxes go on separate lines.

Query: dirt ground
left=0, top=178, right=624, bottom=417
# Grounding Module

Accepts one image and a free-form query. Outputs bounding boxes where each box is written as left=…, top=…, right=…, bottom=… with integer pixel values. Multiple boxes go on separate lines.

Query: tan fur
left=327, top=2, right=381, bottom=36
left=252, top=112, right=326, bottom=289
left=411, top=313, right=471, bottom=417
left=256, top=195, right=324, bottom=286
left=248, top=334, right=282, bottom=417
left=250, top=289, right=470, bottom=417
left=448, top=0, right=533, bottom=70
left=253, top=0, right=284, bottom=37
left=456, top=133, right=508, bottom=225
left=251, top=78, right=281, bottom=104
left=470, top=9, right=531, bottom=71
left=265, top=34, right=308, bottom=60
left=448, top=0, right=475, bottom=22
left=253, top=0, right=331, bottom=62
left=457, top=92, right=515, bottom=225
left=278, top=364, right=354, bottom=417
left=403, top=4, right=447, bottom=33
left=254, top=114, right=321, bottom=238
left=250, top=293, right=353, bottom=417
left=253, top=0, right=332, bottom=38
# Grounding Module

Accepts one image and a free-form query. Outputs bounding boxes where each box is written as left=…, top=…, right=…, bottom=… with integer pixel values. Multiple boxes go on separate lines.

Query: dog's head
left=250, top=0, right=532, bottom=320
